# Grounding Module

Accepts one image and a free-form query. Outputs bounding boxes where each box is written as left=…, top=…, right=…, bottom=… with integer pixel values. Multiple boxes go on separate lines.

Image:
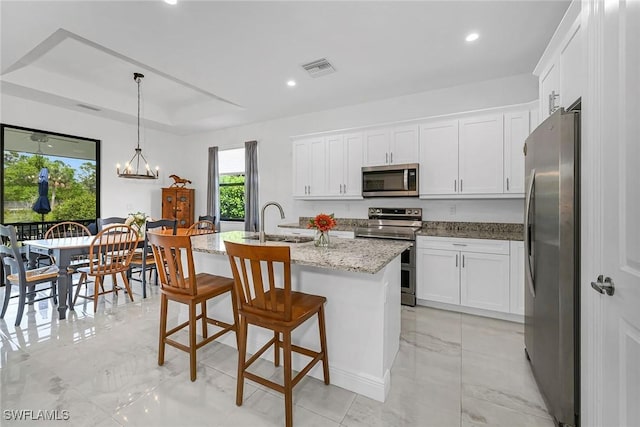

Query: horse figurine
left=169, top=174, right=192, bottom=188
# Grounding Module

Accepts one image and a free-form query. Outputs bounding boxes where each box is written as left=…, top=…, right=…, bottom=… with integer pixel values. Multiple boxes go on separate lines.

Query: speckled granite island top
left=190, top=231, right=411, bottom=274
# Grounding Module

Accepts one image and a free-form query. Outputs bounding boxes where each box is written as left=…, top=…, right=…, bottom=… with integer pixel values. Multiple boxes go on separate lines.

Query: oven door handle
left=355, top=234, right=414, bottom=241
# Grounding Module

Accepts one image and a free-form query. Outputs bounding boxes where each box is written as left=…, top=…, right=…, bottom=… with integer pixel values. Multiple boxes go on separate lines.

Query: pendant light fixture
left=117, top=72, right=159, bottom=179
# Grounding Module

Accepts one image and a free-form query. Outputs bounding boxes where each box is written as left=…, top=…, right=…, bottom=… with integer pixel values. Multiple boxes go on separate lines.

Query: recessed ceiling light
left=465, top=33, right=479, bottom=42
left=164, top=0, right=177, bottom=5
left=287, top=80, right=296, bottom=87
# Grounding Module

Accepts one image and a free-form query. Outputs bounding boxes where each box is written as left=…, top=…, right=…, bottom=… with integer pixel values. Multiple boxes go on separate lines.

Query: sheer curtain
left=206, top=147, right=221, bottom=231
left=244, top=140, right=259, bottom=232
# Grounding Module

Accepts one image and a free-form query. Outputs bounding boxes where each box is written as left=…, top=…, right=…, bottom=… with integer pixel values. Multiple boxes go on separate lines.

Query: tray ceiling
left=0, top=1, right=570, bottom=135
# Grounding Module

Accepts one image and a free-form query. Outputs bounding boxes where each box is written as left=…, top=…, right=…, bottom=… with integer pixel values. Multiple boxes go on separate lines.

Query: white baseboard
left=416, top=299, right=524, bottom=323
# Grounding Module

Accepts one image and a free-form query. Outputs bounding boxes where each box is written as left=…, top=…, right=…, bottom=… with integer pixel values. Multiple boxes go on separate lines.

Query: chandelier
left=117, top=72, right=159, bottom=179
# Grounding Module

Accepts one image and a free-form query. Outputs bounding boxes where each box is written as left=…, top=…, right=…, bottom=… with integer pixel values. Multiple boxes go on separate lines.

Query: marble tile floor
left=0, top=283, right=554, bottom=427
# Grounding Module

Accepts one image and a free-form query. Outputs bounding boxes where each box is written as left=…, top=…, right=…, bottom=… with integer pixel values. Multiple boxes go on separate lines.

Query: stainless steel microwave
left=362, top=163, right=419, bottom=197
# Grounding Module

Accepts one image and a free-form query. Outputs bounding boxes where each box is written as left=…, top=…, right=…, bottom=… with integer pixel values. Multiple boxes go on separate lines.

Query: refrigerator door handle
left=524, top=168, right=536, bottom=297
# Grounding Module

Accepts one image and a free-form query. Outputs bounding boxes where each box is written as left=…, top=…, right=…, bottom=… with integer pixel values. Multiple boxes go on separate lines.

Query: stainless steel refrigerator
left=524, top=107, right=580, bottom=427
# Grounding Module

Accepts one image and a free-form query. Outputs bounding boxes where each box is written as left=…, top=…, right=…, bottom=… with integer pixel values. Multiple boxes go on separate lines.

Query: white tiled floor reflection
left=0, top=283, right=553, bottom=426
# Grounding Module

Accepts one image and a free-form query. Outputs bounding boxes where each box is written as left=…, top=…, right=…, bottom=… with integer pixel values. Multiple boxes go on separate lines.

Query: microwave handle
left=403, top=169, right=408, bottom=190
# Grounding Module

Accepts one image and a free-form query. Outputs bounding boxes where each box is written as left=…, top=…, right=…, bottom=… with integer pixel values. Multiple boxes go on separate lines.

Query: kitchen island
left=189, top=231, right=411, bottom=402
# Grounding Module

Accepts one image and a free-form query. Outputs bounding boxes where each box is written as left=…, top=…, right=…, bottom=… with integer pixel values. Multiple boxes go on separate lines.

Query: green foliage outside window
left=3, top=151, right=97, bottom=222
left=220, top=174, right=245, bottom=220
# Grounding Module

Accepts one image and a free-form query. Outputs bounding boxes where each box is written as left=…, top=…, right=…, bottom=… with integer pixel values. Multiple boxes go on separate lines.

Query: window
left=1, top=124, right=100, bottom=224
left=219, top=148, right=245, bottom=221
left=220, top=174, right=245, bottom=220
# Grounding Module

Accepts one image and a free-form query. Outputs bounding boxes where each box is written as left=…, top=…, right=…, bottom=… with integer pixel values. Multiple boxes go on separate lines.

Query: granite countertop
left=417, top=222, right=524, bottom=241
left=190, top=231, right=411, bottom=274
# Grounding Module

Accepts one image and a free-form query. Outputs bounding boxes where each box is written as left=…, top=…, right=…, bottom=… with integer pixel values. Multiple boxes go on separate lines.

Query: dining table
left=25, top=234, right=143, bottom=320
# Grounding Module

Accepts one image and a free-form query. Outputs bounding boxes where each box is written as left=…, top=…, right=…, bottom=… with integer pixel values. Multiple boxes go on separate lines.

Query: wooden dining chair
left=224, top=241, right=330, bottom=427
left=198, top=215, right=216, bottom=223
left=186, top=220, right=215, bottom=235
left=148, top=231, right=237, bottom=381
left=45, top=220, right=92, bottom=275
left=0, top=225, right=59, bottom=326
left=128, top=219, right=177, bottom=298
left=73, top=224, right=138, bottom=312
left=97, top=217, right=127, bottom=231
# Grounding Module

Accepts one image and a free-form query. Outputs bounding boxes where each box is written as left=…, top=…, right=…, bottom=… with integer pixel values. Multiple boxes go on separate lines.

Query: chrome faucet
left=260, top=201, right=285, bottom=243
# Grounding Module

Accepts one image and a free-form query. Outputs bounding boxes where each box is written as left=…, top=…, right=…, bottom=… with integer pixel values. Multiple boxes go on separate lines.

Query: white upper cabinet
left=343, top=132, right=363, bottom=197
left=559, top=23, right=583, bottom=110
left=535, top=3, right=582, bottom=119
left=326, top=132, right=363, bottom=198
left=308, top=137, right=327, bottom=196
left=363, top=128, right=390, bottom=166
left=363, top=125, right=418, bottom=166
left=293, top=140, right=311, bottom=197
left=419, top=120, right=459, bottom=195
left=503, top=111, right=530, bottom=194
left=326, top=134, right=345, bottom=197
left=458, top=114, right=504, bottom=194
left=389, top=125, right=419, bottom=165
left=293, top=103, right=535, bottom=200
left=292, top=136, right=326, bottom=198
left=293, top=132, right=363, bottom=200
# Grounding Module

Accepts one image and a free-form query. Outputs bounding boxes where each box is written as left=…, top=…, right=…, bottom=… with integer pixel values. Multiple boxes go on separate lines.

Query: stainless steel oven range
left=355, top=207, right=422, bottom=306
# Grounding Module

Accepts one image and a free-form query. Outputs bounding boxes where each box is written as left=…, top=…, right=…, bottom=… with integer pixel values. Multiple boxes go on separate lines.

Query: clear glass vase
left=314, top=230, right=330, bottom=248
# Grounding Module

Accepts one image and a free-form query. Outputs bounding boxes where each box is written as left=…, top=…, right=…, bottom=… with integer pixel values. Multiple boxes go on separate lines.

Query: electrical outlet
left=449, top=205, right=456, bottom=215
left=126, top=204, right=133, bottom=211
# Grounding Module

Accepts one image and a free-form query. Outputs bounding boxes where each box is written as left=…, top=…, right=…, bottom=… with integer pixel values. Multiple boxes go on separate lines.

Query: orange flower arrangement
left=307, top=213, right=337, bottom=232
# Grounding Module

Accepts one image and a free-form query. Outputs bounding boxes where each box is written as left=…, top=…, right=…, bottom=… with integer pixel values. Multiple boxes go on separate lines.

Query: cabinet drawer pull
left=452, top=243, right=467, bottom=247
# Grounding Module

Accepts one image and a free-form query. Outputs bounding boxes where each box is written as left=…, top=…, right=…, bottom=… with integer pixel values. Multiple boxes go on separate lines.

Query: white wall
left=0, top=94, right=190, bottom=220
left=187, top=73, right=538, bottom=233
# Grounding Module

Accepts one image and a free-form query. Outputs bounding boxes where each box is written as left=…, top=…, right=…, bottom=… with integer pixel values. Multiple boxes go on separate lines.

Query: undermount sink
left=246, top=234, right=314, bottom=243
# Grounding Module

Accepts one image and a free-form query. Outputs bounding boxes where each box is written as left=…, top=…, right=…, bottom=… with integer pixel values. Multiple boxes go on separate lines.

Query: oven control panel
left=368, top=207, right=422, bottom=220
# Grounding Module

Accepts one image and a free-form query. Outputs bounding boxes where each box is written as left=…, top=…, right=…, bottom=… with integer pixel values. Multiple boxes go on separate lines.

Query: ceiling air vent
left=301, top=58, right=336, bottom=78
left=77, top=103, right=101, bottom=112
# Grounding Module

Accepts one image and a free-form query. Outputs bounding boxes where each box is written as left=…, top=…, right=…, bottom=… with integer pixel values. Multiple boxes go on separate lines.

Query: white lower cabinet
left=460, top=251, right=510, bottom=313
left=416, top=248, right=460, bottom=304
left=416, top=236, right=518, bottom=317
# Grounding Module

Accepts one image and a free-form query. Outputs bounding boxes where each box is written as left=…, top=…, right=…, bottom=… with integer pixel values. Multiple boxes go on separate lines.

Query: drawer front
left=417, top=236, right=509, bottom=255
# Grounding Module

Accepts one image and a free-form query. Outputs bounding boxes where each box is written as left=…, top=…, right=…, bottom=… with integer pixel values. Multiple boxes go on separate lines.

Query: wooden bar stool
left=148, top=231, right=237, bottom=381
left=224, top=241, right=330, bottom=427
